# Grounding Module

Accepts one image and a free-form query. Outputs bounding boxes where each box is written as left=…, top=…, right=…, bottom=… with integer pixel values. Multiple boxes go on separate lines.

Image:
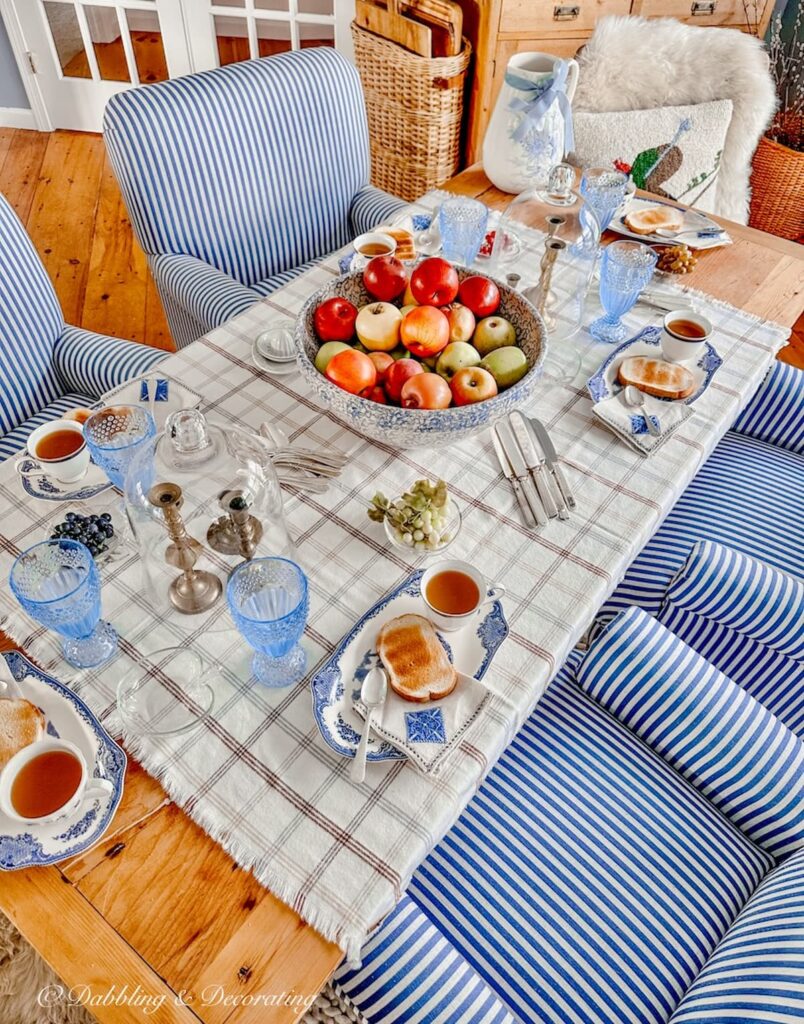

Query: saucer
left=17, top=459, right=113, bottom=502
left=0, top=652, right=126, bottom=870
left=252, top=343, right=299, bottom=376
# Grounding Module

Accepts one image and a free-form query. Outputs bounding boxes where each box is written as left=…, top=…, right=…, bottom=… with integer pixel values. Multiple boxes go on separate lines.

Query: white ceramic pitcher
left=483, top=53, right=579, bottom=195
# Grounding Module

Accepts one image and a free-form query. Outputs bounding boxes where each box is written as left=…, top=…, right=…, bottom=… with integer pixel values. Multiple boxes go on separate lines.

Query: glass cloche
left=124, top=409, right=295, bottom=629
left=490, top=164, right=600, bottom=358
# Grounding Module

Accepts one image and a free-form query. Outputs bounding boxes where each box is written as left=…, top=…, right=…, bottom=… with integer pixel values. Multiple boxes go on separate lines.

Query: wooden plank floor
left=0, top=126, right=802, bottom=368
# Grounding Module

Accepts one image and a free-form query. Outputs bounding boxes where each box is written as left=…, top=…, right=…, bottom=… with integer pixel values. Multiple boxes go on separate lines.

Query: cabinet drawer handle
left=553, top=5, right=580, bottom=19
left=691, top=0, right=716, bottom=14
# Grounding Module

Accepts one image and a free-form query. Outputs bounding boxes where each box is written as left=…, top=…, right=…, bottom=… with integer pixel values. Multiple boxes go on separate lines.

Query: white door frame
left=0, top=0, right=53, bottom=130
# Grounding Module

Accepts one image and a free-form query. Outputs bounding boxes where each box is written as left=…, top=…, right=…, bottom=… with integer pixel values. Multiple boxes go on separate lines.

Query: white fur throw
left=573, top=16, right=777, bottom=223
left=573, top=99, right=733, bottom=215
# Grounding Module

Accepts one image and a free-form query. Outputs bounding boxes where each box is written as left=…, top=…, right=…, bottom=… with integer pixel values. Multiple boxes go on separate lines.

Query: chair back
left=0, top=194, right=63, bottom=438
left=104, top=49, right=371, bottom=287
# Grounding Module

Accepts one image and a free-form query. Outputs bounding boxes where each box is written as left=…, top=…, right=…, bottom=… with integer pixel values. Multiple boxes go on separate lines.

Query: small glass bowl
left=383, top=498, right=463, bottom=556
left=117, top=647, right=215, bottom=736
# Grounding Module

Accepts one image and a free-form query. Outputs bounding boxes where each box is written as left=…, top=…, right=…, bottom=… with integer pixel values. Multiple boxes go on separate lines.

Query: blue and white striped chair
left=0, top=194, right=166, bottom=461
left=103, top=49, right=407, bottom=349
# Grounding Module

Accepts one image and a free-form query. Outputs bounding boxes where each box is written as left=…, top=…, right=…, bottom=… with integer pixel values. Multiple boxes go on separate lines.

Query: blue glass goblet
left=227, top=557, right=309, bottom=688
left=10, top=540, right=118, bottom=668
left=580, top=167, right=629, bottom=233
left=84, top=405, right=156, bottom=490
left=439, top=197, right=489, bottom=266
left=589, top=241, right=658, bottom=344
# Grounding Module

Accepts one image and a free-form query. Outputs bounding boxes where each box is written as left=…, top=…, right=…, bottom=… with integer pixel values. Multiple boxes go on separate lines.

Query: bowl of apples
left=295, top=255, right=548, bottom=449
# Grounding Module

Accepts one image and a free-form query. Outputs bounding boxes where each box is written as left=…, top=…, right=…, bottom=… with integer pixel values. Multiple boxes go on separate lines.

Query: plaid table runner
left=0, top=192, right=789, bottom=961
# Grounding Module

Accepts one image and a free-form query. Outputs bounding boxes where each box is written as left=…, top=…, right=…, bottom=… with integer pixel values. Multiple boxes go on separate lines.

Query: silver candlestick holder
left=206, top=489, right=264, bottom=560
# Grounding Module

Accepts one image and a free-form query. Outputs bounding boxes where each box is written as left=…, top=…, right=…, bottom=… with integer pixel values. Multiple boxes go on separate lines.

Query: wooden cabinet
left=458, top=0, right=774, bottom=164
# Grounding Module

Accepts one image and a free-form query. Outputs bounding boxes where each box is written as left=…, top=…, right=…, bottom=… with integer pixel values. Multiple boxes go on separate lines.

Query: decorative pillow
left=578, top=606, right=804, bottom=859
left=572, top=99, right=733, bottom=216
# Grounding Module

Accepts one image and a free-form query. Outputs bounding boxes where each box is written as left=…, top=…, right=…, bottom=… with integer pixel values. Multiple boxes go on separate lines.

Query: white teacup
left=661, top=310, right=712, bottom=363
left=421, top=559, right=505, bottom=633
left=352, top=231, right=397, bottom=270
left=15, top=419, right=90, bottom=483
left=0, top=737, right=112, bottom=826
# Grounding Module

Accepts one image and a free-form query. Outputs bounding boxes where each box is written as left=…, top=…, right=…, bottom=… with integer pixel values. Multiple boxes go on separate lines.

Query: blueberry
left=101, top=513, right=112, bottom=522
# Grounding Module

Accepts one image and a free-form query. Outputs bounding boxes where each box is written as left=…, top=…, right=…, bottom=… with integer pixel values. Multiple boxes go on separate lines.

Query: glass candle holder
left=84, top=405, right=156, bottom=490
left=10, top=539, right=118, bottom=668
left=589, top=241, right=658, bottom=344
left=439, top=198, right=489, bottom=266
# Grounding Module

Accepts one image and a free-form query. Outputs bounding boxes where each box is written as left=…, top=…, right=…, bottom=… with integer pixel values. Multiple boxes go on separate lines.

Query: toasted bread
left=377, top=613, right=457, bottom=703
left=618, top=356, right=695, bottom=400
left=623, top=205, right=684, bottom=236
left=383, top=227, right=416, bottom=262
left=0, top=697, right=46, bottom=769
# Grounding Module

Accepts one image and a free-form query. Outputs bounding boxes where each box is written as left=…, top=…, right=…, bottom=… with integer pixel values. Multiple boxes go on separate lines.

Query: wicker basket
left=352, top=21, right=472, bottom=201
left=749, top=134, right=804, bottom=243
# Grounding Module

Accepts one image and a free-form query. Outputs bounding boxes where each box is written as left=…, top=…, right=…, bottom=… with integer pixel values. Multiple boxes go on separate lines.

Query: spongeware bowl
left=294, top=268, right=548, bottom=450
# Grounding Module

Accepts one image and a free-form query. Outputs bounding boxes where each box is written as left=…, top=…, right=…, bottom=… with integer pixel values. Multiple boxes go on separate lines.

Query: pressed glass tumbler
left=227, top=557, right=308, bottom=688
left=589, top=241, right=658, bottom=344
left=10, top=539, right=118, bottom=668
left=84, top=405, right=156, bottom=489
left=580, top=167, right=629, bottom=232
left=439, top=198, right=489, bottom=266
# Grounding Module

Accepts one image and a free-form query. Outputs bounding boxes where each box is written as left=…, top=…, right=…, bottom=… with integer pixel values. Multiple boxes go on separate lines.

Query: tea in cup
left=661, top=310, right=712, bottom=363
left=15, top=419, right=90, bottom=483
left=352, top=232, right=396, bottom=270
left=421, top=559, right=505, bottom=633
left=0, top=737, right=112, bottom=825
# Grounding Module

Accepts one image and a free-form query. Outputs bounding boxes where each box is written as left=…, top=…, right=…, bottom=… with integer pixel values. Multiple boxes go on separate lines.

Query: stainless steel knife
left=530, top=418, right=576, bottom=513
left=509, top=411, right=559, bottom=519
left=491, top=424, right=537, bottom=529
left=496, top=421, right=548, bottom=528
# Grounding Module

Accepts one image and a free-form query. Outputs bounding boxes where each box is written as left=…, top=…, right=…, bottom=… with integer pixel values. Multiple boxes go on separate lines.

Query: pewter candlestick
left=206, top=489, right=264, bottom=560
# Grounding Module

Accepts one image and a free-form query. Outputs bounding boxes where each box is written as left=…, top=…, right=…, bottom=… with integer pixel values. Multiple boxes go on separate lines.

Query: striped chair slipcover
left=0, top=194, right=166, bottom=461
left=103, top=49, right=407, bottom=349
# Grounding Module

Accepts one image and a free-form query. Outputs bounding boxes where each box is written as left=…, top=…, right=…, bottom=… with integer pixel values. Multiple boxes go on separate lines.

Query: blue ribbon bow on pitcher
left=505, top=59, right=575, bottom=155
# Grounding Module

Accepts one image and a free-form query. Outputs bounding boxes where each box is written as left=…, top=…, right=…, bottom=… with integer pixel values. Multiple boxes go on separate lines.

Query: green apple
left=473, top=315, right=516, bottom=356
left=389, top=345, right=409, bottom=361
left=400, top=304, right=418, bottom=317
left=314, top=341, right=351, bottom=374
left=480, top=347, right=528, bottom=389
left=436, top=341, right=481, bottom=381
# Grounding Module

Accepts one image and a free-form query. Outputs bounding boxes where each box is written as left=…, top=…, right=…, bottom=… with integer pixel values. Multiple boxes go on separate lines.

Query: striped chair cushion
left=335, top=895, right=515, bottom=1024
left=54, top=326, right=167, bottom=399
left=578, top=607, right=804, bottom=860
left=733, top=360, right=804, bottom=454
left=0, top=392, right=96, bottom=460
left=251, top=257, right=327, bottom=298
left=401, top=656, right=772, bottom=1024
left=104, top=50, right=371, bottom=288
left=0, top=194, right=64, bottom=439
left=669, top=848, right=804, bottom=1023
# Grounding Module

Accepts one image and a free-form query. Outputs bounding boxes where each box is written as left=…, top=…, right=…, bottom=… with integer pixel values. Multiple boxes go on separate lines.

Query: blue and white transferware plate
left=0, top=652, right=126, bottom=870
left=338, top=214, right=431, bottom=274
left=16, top=459, right=113, bottom=502
left=586, top=325, right=722, bottom=406
left=311, top=570, right=509, bottom=762
left=608, top=196, right=731, bottom=251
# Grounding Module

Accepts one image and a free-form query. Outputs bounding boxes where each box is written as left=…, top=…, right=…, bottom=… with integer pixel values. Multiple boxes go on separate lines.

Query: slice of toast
left=618, top=356, right=695, bottom=400
left=0, top=697, right=46, bottom=769
left=624, top=205, right=684, bottom=236
left=383, top=227, right=416, bottom=262
left=377, top=613, right=457, bottom=703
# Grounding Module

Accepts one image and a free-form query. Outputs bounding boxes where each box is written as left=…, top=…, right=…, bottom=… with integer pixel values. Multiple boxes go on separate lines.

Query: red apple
left=313, top=297, right=358, bottom=342
left=385, top=358, right=424, bottom=403
left=450, top=366, right=498, bottom=405
left=325, top=349, right=377, bottom=397
left=367, top=385, right=387, bottom=404
left=400, top=305, right=450, bottom=358
left=401, top=373, right=452, bottom=410
left=410, top=257, right=460, bottom=306
left=367, top=351, right=394, bottom=382
left=458, top=275, right=500, bottom=318
left=442, top=302, right=476, bottom=344
left=363, top=256, right=408, bottom=302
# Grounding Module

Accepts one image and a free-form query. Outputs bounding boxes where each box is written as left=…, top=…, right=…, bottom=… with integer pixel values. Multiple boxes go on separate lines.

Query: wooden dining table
left=1, top=166, right=802, bottom=1024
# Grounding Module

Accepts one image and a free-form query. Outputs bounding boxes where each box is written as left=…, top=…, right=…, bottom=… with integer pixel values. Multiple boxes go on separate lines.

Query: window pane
left=254, top=0, right=290, bottom=11
left=214, top=16, right=251, bottom=66
left=85, top=4, right=130, bottom=82
left=256, top=20, right=292, bottom=57
left=214, top=0, right=246, bottom=6
left=124, top=9, right=168, bottom=83
left=298, top=0, right=334, bottom=14
left=43, top=2, right=91, bottom=79
left=300, top=23, right=335, bottom=48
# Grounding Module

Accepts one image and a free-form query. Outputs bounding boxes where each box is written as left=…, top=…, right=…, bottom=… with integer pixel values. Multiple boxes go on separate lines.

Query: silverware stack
left=491, top=412, right=575, bottom=529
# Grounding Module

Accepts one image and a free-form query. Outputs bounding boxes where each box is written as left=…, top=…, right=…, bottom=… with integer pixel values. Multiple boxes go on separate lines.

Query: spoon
left=414, top=206, right=443, bottom=256
left=654, top=227, right=723, bottom=239
left=624, top=385, right=660, bottom=437
left=350, top=661, right=388, bottom=784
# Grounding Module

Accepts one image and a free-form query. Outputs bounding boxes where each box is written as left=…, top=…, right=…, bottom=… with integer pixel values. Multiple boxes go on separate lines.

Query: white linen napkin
left=593, top=391, right=694, bottom=455
left=354, top=671, right=492, bottom=775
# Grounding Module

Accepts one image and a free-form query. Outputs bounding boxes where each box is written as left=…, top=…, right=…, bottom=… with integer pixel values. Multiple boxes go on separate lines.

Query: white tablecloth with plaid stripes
left=0, top=192, right=789, bottom=959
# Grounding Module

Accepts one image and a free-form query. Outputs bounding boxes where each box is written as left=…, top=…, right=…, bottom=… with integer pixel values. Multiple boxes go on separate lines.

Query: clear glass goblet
left=10, top=539, right=118, bottom=668
left=84, top=405, right=156, bottom=490
left=580, top=167, right=629, bottom=233
left=227, top=557, right=309, bottom=688
left=439, top=197, right=489, bottom=266
left=589, top=241, right=658, bottom=344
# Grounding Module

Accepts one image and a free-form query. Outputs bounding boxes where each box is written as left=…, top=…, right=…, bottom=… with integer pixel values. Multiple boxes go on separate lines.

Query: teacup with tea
left=352, top=231, right=397, bottom=270
left=661, top=310, right=712, bottom=363
left=0, top=737, right=112, bottom=825
left=15, top=419, right=90, bottom=484
left=420, top=559, right=505, bottom=633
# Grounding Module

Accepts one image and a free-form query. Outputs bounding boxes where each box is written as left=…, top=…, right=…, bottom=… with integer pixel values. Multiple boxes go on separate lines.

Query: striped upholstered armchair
left=0, top=194, right=166, bottom=461
left=103, top=49, right=407, bottom=349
